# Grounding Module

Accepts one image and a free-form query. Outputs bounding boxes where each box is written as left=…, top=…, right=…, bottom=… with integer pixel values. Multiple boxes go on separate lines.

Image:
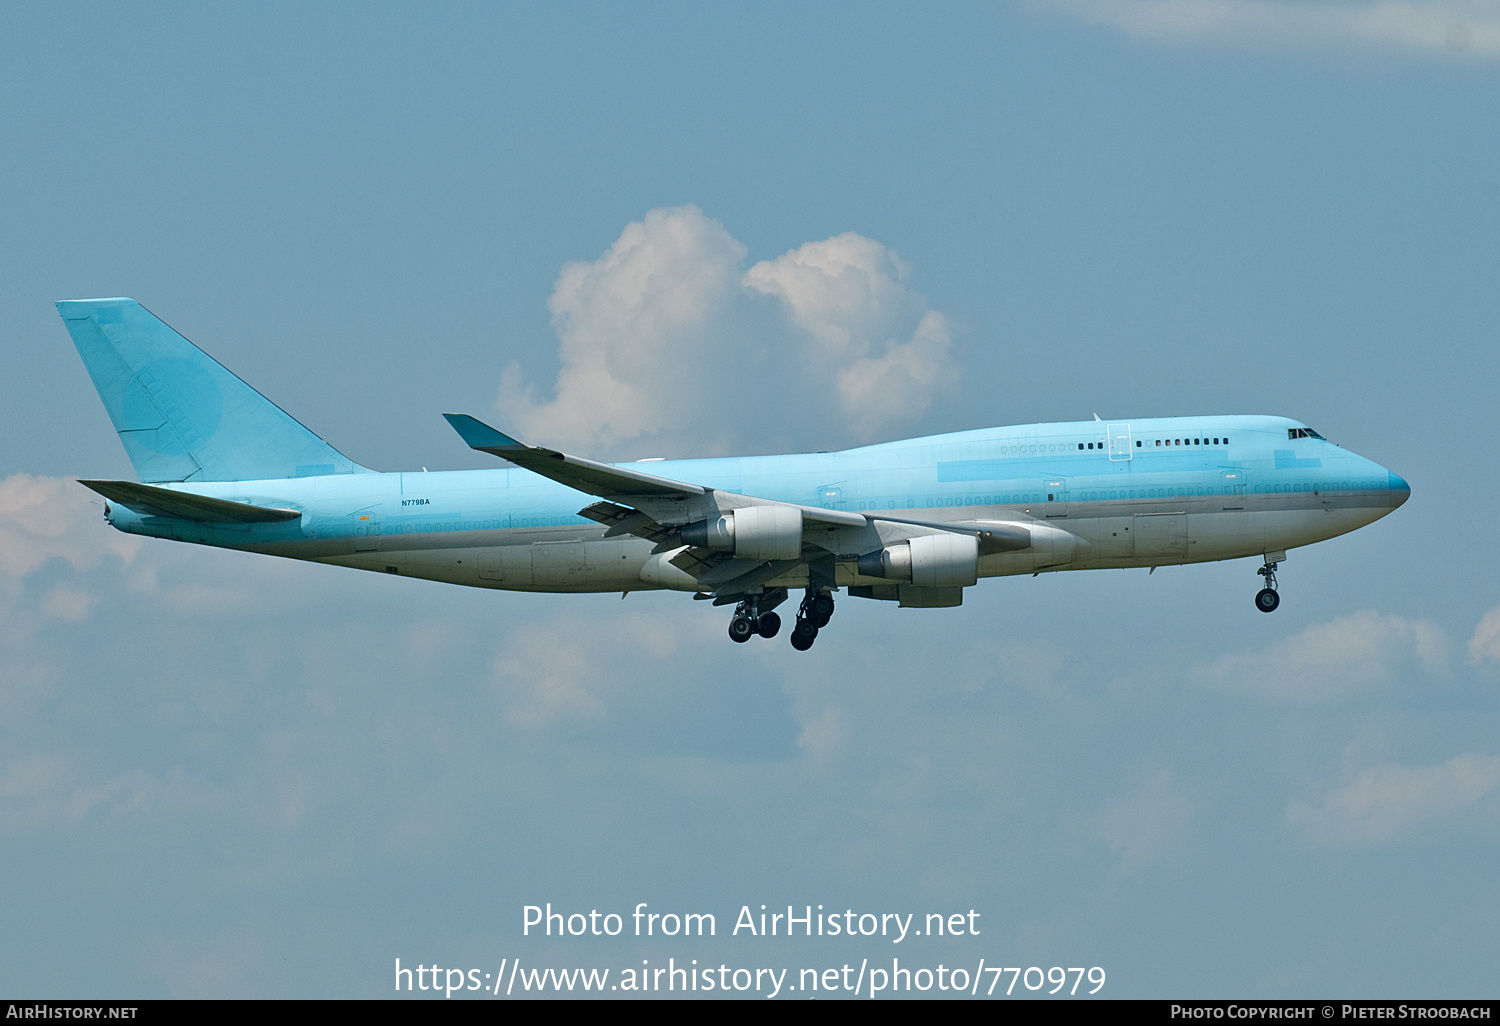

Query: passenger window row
left=1008, top=434, right=1236, bottom=453
left=1072, top=436, right=1231, bottom=451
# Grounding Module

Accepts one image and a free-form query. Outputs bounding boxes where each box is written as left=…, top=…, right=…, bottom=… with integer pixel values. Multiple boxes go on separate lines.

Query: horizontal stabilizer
left=79, top=480, right=302, bottom=523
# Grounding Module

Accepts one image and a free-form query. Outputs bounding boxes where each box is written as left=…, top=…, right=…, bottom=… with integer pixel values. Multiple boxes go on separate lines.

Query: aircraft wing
left=444, top=414, right=865, bottom=529
left=444, top=414, right=707, bottom=499
left=444, top=414, right=1028, bottom=595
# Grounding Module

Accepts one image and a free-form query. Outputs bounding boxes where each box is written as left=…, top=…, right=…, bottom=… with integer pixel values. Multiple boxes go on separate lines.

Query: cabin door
left=1044, top=478, right=1069, bottom=517
left=352, top=513, right=380, bottom=552
left=816, top=484, right=846, bottom=511
left=1221, top=470, right=1247, bottom=510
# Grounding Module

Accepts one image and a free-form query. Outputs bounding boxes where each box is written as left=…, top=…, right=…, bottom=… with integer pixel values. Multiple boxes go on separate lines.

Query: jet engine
left=681, top=505, right=803, bottom=561
left=856, top=533, right=979, bottom=588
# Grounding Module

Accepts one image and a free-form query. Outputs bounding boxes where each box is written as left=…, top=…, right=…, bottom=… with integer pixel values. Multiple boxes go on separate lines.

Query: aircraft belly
left=1258, top=507, right=1381, bottom=552
left=583, top=538, right=649, bottom=590
left=1134, top=512, right=1188, bottom=561
left=1187, top=510, right=1265, bottom=561
left=1075, top=514, right=1133, bottom=560
left=977, top=549, right=1040, bottom=576
left=524, top=537, right=654, bottom=592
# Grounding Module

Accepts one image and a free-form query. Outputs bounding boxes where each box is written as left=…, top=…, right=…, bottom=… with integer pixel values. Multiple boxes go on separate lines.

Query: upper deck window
left=1288, top=428, right=1324, bottom=440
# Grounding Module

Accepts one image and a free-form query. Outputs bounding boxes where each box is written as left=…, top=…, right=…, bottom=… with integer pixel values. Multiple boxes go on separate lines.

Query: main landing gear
left=728, top=588, right=835, bottom=650
left=727, top=593, right=784, bottom=643
left=1255, top=557, right=1281, bottom=613
left=789, top=590, right=834, bottom=651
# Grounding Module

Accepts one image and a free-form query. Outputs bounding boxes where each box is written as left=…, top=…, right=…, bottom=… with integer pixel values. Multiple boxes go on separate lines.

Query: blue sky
left=3, top=1, right=1499, bottom=998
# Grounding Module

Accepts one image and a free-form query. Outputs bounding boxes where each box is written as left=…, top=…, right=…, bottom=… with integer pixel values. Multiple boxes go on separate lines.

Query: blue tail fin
left=57, top=298, right=370, bottom=482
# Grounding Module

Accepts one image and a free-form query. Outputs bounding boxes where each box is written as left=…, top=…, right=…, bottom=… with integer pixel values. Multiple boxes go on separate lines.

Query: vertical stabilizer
left=57, top=298, right=370, bottom=482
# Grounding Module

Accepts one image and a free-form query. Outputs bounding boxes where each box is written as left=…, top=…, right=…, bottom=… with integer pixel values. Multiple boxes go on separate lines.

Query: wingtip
left=442, top=413, right=523, bottom=450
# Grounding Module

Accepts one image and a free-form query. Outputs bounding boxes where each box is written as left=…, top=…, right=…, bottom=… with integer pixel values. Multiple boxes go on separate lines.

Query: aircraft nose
left=1387, top=471, right=1411, bottom=509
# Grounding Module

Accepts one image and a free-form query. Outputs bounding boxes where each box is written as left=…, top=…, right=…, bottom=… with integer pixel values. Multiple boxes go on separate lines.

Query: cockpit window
left=1288, top=428, right=1324, bottom=440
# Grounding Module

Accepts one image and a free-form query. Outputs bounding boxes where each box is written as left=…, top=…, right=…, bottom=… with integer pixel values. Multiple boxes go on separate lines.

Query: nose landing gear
left=1255, top=557, right=1281, bottom=613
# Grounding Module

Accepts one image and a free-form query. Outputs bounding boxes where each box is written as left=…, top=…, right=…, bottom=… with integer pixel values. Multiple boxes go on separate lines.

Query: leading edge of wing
left=442, top=413, right=866, bottom=528
left=443, top=414, right=706, bottom=499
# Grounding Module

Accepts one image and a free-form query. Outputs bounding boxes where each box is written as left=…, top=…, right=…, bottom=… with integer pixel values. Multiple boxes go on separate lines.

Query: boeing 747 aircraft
left=57, top=298, right=1409, bottom=649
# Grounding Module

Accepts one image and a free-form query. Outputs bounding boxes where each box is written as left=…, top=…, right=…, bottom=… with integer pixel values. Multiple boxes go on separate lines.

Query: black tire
left=790, top=619, right=818, bottom=650
left=758, top=611, right=782, bottom=639
left=809, top=594, right=835, bottom=623
left=729, top=616, right=755, bottom=642
left=1255, top=588, right=1280, bottom=613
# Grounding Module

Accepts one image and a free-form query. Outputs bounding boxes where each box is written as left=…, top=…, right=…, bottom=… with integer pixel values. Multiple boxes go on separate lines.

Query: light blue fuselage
left=103, top=415, right=1409, bottom=594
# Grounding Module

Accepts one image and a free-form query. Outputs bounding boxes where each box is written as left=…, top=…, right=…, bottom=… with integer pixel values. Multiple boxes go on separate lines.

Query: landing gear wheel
left=758, top=611, right=782, bottom=639
left=807, top=593, right=835, bottom=627
left=728, top=616, right=755, bottom=642
left=1255, top=558, right=1282, bottom=613
left=790, top=619, right=818, bottom=651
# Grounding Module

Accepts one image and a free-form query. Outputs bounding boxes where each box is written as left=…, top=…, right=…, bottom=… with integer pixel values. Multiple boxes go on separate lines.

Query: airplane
left=56, top=298, right=1410, bottom=649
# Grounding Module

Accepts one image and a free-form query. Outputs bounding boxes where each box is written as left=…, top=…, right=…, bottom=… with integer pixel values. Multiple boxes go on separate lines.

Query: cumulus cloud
left=1290, top=753, right=1500, bottom=843
left=0, top=473, right=139, bottom=582
left=1031, top=0, right=1500, bottom=58
left=1192, top=610, right=1447, bottom=702
left=1466, top=604, right=1500, bottom=663
left=495, top=206, right=956, bottom=459
left=746, top=235, right=957, bottom=440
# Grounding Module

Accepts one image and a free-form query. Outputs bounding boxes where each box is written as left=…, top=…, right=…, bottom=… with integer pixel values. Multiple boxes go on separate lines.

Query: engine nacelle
left=856, top=533, right=979, bottom=588
left=681, top=505, right=803, bottom=561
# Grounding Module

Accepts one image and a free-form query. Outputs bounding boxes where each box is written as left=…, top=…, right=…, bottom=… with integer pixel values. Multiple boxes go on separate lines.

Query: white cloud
left=1100, top=766, right=1195, bottom=867
left=1031, top=0, right=1500, bottom=58
left=487, top=607, right=709, bottom=727
left=0, top=473, right=140, bottom=582
left=796, top=704, right=849, bottom=759
left=491, top=632, right=608, bottom=726
left=40, top=585, right=96, bottom=621
left=0, top=752, right=183, bottom=831
left=1290, top=753, right=1500, bottom=843
left=495, top=206, right=956, bottom=459
left=1466, top=604, right=1500, bottom=663
left=1192, top=610, right=1447, bottom=702
left=746, top=234, right=957, bottom=440
left=498, top=206, right=749, bottom=456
